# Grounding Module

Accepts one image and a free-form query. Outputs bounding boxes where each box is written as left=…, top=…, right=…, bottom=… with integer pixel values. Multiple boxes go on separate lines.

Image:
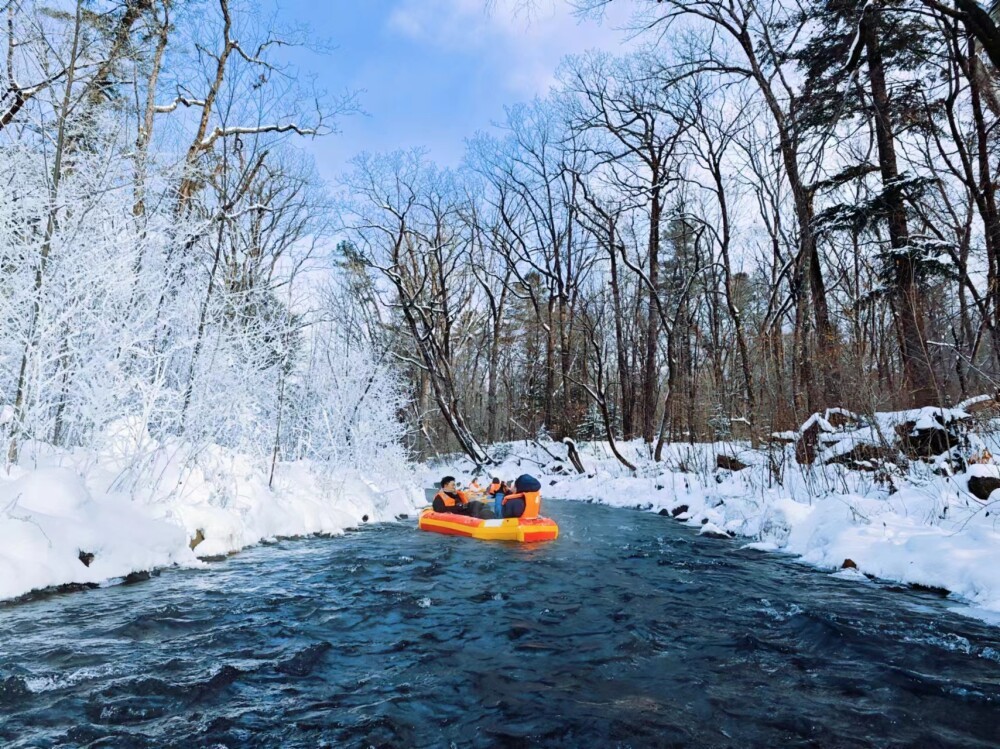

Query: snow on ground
left=0, top=421, right=421, bottom=602
left=9, top=405, right=1000, bottom=618
left=429, top=428, right=1000, bottom=618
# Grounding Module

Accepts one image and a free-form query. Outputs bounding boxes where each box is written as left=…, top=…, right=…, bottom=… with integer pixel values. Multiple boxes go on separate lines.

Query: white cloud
left=387, top=0, right=494, bottom=48
left=386, top=0, right=636, bottom=96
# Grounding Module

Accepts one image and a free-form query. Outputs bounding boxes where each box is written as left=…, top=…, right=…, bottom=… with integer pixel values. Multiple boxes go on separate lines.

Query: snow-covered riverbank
left=431, top=408, right=1000, bottom=621
left=0, top=426, right=421, bottom=602
left=12, top=401, right=1000, bottom=623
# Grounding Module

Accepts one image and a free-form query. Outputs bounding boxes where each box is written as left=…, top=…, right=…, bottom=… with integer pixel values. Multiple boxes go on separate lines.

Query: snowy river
left=1, top=499, right=999, bottom=748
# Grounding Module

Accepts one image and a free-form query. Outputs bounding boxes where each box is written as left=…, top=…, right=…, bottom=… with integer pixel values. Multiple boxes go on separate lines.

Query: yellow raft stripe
left=419, top=518, right=480, bottom=534
left=419, top=519, right=517, bottom=540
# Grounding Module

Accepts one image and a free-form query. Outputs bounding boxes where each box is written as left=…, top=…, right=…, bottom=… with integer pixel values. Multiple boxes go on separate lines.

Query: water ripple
left=1, top=499, right=999, bottom=748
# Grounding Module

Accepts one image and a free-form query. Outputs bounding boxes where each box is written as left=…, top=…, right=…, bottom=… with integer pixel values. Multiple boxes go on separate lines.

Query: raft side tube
left=417, top=509, right=558, bottom=543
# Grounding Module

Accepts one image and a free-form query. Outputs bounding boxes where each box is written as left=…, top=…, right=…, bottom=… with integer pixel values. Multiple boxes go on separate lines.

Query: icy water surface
left=1, top=499, right=999, bottom=748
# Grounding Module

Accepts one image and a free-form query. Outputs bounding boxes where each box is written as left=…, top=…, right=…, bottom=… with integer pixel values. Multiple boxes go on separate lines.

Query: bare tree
left=343, top=150, right=493, bottom=465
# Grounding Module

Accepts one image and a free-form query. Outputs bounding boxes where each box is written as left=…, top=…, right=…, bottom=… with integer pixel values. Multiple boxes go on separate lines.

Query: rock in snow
left=967, top=475, right=1000, bottom=501
left=699, top=522, right=732, bottom=540
left=716, top=455, right=749, bottom=472
left=189, top=529, right=206, bottom=551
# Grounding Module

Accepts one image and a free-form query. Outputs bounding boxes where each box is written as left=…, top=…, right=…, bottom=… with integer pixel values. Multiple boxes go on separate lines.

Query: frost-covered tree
left=0, top=0, right=408, bottom=490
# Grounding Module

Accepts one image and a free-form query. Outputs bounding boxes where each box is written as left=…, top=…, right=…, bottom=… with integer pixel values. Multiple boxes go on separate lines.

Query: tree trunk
left=863, top=9, right=937, bottom=406
left=737, top=27, right=840, bottom=407
left=486, top=326, right=501, bottom=443
left=544, top=296, right=556, bottom=431
left=641, top=186, right=662, bottom=442
left=8, top=3, right=84, bottom=464
left=180, top=217, right=226, bottom=433
left=964, top=36, right=1000, bottom=374
left=608, top=219, right=634, bottom=439
left=269, top=366, right=287, bottom=489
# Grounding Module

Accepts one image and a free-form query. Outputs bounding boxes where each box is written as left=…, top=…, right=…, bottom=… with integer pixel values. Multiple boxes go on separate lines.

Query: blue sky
left=269, top=0, right=634, bottom=181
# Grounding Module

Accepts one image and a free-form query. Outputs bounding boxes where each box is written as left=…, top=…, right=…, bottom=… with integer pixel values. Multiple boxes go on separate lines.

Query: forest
left=6, top=0, right=1000, bottom=472
left=337, top=0, right=1000, bottom=465
left=0, top=0, right=407, bottom=483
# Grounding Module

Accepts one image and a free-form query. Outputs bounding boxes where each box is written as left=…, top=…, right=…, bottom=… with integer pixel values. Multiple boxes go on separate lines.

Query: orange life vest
left=487, top=480, right=502, bottom=495
left=501, top=490, right=541, bottom=519
left=433, top=490, right=468, bottom=509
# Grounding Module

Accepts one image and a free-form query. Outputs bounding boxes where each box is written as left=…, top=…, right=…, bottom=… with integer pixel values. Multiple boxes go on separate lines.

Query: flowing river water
left=1, top=499, right=998, bottom=748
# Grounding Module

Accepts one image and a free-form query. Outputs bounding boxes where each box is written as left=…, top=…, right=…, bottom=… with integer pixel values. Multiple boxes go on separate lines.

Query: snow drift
left=0, top=424, right=421, bottom=602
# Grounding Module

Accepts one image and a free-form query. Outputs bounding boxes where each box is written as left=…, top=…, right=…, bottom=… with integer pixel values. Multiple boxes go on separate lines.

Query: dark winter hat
left=515, top=474, right=541, bottom=493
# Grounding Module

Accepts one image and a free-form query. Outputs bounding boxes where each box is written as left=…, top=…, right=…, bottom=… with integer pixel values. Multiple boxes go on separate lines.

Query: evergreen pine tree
left=792, top=0, right=947, bottom=405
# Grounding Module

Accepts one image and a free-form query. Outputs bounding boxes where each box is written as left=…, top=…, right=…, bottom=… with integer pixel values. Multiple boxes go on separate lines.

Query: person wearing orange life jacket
left=487, top=476, right=507, bottom=517
left=500, top=474, right=543, bottom=519
left=432, top=476, right=494, bottom=518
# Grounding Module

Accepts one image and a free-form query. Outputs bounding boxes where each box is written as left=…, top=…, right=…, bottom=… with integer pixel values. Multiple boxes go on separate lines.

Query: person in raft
left=433, top=476, right=494, bottom=518
left=487, top=476, right=508, bottom=517
left=499, top=474, right=543, bottom=519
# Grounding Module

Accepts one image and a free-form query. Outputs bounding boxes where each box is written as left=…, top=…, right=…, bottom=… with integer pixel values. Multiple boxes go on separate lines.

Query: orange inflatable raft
left=417, top=509, right=559, bottom=543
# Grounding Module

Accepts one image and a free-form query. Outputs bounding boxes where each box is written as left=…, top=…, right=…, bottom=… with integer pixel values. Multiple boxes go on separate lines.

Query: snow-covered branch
left=199, top=122, right=318, bottom=149
left=153, top=96, right=206, bottom=114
